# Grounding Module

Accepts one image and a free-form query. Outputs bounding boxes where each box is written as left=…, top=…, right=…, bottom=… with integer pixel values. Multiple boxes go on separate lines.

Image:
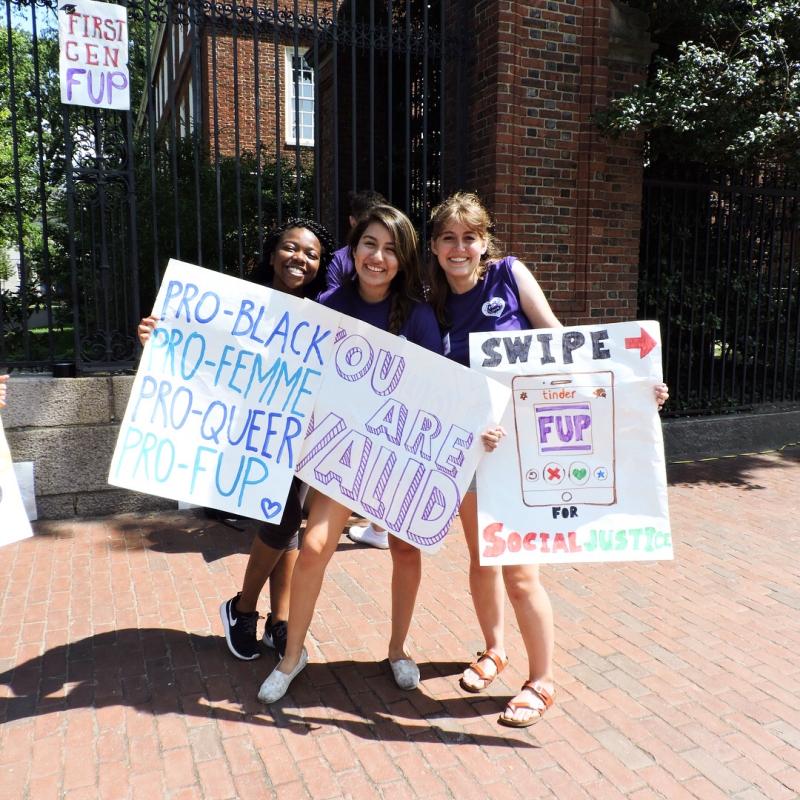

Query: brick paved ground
left=1, top=447, right=799, bottom=799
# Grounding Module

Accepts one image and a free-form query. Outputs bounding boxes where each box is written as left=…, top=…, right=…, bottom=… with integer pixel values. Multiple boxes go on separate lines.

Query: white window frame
left=283, top=46, right=315, bottom=147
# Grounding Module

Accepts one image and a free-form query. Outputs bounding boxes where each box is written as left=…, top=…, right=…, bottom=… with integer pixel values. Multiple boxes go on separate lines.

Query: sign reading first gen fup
left=58, top=0, right=130, bottom=110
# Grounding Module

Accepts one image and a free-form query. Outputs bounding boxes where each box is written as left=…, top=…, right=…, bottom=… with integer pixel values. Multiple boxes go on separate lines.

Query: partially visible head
left=347, top=189, right=388, bottom=229
left=249, top=218, right=335, bottom=297
left=348, top=204, right=424, bottom=333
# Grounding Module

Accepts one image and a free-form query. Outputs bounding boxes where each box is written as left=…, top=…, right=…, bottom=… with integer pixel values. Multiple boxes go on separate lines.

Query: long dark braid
left=249, top=217, right=336, bottom=298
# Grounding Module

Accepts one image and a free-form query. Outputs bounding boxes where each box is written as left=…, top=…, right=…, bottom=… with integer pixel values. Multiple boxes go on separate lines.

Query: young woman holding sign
left=427, top=192, right=668, bottom=727
left=257, top=204, right=445, bottom=703
left=137, top=218, right=335, bottom=662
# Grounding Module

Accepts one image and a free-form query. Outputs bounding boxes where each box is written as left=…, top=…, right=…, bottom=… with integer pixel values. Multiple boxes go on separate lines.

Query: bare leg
left=236, top=536, right=285, bottom=614
left=500, top=563, right=555, bottom=724
left=387, top=536, right=421, bottom=661
left=459, top=491, right=507, bottom=689
left=278, top=495, right=352, bottom=673
left=268, top=549, right=299, bottom=621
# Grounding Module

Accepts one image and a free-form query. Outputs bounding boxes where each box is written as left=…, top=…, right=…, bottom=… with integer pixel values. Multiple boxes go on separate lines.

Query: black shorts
left=255, top=477, right=307, bottom=551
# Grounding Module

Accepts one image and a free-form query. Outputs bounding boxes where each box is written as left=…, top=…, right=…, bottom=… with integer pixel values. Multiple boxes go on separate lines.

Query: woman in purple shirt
left=428, top=192, right=668, bottom=727
left=258, top=205, right=443, bottom=703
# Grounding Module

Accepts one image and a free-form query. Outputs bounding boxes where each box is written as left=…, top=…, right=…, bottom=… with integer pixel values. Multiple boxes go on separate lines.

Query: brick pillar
left=463, top=0, right=652, bottom=324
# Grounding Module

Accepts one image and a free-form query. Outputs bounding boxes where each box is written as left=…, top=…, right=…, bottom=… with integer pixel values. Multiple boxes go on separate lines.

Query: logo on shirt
left=482, top=297, right=505, bottom=318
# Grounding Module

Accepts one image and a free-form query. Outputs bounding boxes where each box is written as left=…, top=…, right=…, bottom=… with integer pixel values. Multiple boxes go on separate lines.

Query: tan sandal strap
left=470, top=648, right=507, bottom=677
left=521, top=680, right=554, bottom=710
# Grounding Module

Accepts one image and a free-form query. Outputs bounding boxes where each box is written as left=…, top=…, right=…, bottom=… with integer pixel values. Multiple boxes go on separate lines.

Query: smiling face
left=431, top=219, right=487, bottom=290
left=270, top=227, right=323, bottom=294
left=353, top=221, right=399, bottom=301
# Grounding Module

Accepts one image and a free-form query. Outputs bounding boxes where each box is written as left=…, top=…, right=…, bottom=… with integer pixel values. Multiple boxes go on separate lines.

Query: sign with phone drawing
left=471, top=321, right=672, bottom=565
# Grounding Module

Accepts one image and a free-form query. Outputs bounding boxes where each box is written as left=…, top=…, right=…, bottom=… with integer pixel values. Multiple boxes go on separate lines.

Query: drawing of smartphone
left=512, top=371, right=616, bottom=507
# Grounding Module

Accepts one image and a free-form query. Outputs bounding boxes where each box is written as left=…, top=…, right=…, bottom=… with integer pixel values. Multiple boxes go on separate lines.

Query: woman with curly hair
left=137, top=218, right=336, bottom=662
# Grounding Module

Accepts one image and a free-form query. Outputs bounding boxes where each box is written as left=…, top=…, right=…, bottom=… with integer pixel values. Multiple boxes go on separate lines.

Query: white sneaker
left=347, top=523, right=389, bottom=550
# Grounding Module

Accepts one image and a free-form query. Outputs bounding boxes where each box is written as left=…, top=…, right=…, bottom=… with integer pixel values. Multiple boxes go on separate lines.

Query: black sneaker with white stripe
left=262, top=613, right=288, bottom=659
left=219, top=593, right=261, bottom=660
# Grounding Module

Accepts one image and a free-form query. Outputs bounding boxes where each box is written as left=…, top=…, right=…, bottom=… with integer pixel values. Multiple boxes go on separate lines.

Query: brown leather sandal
left=497, top=680, right=554, bottom=727
left=459, top=648, right=509, bottom=693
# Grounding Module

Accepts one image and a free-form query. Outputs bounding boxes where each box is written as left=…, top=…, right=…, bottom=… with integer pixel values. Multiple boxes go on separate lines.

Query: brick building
left=146, top=0, right=653, bottom=323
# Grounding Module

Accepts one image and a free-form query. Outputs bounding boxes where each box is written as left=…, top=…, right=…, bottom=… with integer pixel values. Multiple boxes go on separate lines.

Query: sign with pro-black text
left=58, top=0, right=130, bottom=110
left=0, top=416, right=34, bottom=548
left=297, top=318, right=510, bottom=553
left=108, top=260, right=340, bottom=522
left=472, top=321, right=671, bottom=565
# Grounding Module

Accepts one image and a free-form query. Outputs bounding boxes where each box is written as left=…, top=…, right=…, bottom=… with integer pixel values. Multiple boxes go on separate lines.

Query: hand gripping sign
left=471, top=321, right=672, bottom=565
left=296, top=317, right=509, bottom=553
left=109, top=260, right=341, bottom=523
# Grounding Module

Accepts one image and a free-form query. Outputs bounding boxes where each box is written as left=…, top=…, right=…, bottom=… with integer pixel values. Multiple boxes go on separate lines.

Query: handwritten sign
left=59, top=0, right=129, bottom=110
left=0, top=416, right=34, bottom=548
left=471, top=321, right=672, bottom=565
left=297, top=318, right=510, bottom=553
left=108, top=260, right=340, bottom=522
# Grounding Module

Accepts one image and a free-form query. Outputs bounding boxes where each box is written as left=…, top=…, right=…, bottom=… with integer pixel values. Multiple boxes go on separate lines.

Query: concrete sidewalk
left=1, top=448, right=799, bottom=800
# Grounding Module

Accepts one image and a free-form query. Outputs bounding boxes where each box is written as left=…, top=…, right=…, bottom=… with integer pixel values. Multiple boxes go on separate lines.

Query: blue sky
left=6, top=4, right=59, bottom=35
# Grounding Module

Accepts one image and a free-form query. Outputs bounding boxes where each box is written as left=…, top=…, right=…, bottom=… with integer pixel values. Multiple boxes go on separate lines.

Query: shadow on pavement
left=666, top=445, right=800, bottom=488
left=0, top=628, right=533, bottom=749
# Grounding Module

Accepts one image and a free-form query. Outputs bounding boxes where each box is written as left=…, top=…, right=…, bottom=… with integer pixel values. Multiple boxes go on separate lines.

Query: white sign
left=297, top=317, right=509, bottom=553
left=109, top=260, right=340, bottom=523
left=59, top=0, right=130, bottom=110
left=0, top=417, right=34, bottom=547
left=471, top=321, right=672, bottom=565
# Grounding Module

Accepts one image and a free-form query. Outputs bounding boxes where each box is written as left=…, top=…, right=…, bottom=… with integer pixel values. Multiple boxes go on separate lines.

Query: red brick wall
left=201, top=1, right=335, bottom=162
left=463, top=0, right=650, bottom=324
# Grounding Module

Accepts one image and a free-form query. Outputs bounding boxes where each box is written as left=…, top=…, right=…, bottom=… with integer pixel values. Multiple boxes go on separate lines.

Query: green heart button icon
left=572, top=467, right=587, bottom=480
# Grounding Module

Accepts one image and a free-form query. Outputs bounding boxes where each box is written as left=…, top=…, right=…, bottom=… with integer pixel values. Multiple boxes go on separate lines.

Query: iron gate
left=641, top=163, right=800, bottom=415
left=1, top=0, right=467, bottom=371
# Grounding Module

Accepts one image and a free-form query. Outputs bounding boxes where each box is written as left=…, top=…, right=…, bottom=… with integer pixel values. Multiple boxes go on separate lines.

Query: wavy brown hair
left=347, top=204, right=424, bottom=335
left=427, top=192, right=501, bottom=328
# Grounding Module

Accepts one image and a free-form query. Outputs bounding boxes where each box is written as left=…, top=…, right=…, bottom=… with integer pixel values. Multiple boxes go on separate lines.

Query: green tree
left=600, top=1, right=800, bottom=168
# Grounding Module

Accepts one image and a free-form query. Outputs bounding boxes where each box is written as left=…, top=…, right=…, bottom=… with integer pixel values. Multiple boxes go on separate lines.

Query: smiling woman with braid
left=256, top=204, right=445, bottom=704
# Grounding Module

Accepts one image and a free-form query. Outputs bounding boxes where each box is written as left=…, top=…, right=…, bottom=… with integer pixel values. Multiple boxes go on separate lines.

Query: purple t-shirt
left=443, top=256, right=531, bottom=366
left=325, top=246, right=354, bottom=290
left=318, top=282, right=444, bottom=355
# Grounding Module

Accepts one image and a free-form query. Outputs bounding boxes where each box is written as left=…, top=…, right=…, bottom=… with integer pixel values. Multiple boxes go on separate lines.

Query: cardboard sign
left=297, top=317, right=509, bottom=553
left=109, top=260, right=340, bottom=523
left=59, top=0, right=130, bottom=110
left=0, top=416, right=34, bottom=547
left=471, top=321, right=672, bottom=564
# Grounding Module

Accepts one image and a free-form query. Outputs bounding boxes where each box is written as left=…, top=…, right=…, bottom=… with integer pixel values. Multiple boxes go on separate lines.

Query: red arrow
left=624, top=327, right=657, bottom=358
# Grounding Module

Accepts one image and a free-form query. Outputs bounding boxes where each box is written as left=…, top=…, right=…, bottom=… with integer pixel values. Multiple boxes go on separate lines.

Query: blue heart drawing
left=260, top=498, right=283, bottom=520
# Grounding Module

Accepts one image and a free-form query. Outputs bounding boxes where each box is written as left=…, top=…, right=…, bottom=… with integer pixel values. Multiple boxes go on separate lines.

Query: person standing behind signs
left=325, top=189, right=387, bottom=291
left=137, top=218, right=336, bottom=662
left=257, top=204, right=444, bottom=704
left=426, top=192, right=668, bottom=727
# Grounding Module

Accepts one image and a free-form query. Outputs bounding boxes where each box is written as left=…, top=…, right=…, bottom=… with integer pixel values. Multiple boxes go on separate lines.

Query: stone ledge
left=2, top=376, right=115, bottom=429
left=663, top=407, right=800, bottom=462
left=38, top=489, right=176, bottom=520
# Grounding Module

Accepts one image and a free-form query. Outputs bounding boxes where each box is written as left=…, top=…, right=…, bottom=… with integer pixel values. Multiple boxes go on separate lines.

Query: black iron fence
left=1, top=0, right=466, bottom=371
left=641, top=163, right=800, bottom=415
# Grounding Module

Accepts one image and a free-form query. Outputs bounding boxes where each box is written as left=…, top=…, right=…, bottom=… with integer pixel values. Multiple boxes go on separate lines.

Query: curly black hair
left=248, top=217, right=336, bottom=298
